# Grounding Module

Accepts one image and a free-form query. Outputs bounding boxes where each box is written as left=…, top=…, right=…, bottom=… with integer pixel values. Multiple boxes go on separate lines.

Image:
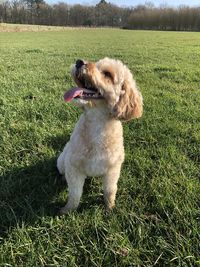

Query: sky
left=47, top=0, right=200, bottom=7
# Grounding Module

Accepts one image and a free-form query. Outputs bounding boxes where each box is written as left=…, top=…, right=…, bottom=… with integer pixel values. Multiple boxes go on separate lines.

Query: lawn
left=0, top=28, right=199, bottom=266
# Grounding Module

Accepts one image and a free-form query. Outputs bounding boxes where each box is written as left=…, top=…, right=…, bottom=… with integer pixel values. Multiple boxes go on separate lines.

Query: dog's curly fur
left=57, top=57, right=143, bottom=214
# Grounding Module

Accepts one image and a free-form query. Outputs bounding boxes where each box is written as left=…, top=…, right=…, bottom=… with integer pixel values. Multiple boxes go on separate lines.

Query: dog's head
left=66, top=57, right=143, bottom=121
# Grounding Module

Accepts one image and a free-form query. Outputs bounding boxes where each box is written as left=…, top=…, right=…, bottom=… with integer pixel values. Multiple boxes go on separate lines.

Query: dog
left=57, top=57, right=143, bottom=214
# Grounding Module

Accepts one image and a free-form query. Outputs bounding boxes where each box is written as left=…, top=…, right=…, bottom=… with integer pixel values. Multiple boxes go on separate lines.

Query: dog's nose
left=76, top=59, right=85, bottom=69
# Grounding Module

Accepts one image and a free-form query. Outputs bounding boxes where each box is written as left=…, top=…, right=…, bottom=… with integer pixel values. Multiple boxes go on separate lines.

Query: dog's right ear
left=112, top=79, right=143, bottom=121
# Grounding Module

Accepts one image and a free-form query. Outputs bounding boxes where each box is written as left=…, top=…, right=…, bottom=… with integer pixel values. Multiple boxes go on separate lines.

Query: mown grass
left=0, top=29, right=199, bottom=266
left=0, top=23, right=81, bottom=32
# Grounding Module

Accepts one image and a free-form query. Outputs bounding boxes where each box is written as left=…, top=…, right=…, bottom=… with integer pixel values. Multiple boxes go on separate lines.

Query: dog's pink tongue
left=64, top=87, right=83, bottom=102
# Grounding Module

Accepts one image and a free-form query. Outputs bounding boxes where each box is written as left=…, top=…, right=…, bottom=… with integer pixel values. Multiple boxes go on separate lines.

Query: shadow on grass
left=0, top=157, right=64, bottom=237
left=0, top=134, right=70, bottom=238
left=0, top=134, right=103, bottom=238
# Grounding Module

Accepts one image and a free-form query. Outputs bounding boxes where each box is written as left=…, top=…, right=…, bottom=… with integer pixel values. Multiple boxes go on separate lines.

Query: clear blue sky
left=47, top=0, right=200, bottom=7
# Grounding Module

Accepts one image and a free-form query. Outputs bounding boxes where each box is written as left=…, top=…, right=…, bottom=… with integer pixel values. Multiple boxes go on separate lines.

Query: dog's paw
left=104, top=198, right=115, bottom=211
left=58, top=202, right=80, bottom=215
left=106, top=204, right=115, bottom=212
left=58, top=205, right=74, bottom=215
left=58, top=207, right=68, bottom=215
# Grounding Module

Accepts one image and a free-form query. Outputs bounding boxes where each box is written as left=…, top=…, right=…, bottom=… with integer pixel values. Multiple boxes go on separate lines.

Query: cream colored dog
left=57, top=58, right=143, bottom=214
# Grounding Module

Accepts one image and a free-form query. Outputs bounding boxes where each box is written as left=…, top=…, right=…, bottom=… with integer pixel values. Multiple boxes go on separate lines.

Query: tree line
left=1, top=0, right=200, bottom=31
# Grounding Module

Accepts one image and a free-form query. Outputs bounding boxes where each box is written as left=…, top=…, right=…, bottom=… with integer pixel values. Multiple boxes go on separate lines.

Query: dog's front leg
left=103, top=164, right=122, bottom=210
left=60, top=168, right=86, bottom=214
left=57, top=143, right=69, bottom=177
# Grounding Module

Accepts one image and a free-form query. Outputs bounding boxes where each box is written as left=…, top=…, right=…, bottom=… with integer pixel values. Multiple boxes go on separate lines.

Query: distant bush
left=0, top=0, right=200, bottom=31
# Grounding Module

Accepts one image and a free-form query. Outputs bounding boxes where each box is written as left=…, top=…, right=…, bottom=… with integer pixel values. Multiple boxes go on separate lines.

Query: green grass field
left=0, top=23, right=83, bottom=32
left=0, top=28, right=200, bottom=266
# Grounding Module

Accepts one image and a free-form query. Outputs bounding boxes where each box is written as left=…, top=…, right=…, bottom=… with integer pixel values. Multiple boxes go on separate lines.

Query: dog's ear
left=112, top=79, right=143, bottom=121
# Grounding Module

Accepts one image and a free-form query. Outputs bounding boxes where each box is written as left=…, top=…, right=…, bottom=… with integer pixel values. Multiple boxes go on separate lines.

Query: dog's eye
left=102, top=71, right=113, bottom=79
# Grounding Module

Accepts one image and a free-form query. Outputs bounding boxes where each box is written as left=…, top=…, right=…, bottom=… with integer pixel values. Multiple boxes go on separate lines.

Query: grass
left=0, top=23, right=81, bottom=32
left=0, top=28, right=199, bottom=266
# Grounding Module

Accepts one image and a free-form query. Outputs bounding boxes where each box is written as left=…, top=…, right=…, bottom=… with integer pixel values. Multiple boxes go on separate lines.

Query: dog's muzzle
left=76, top=59, right=85, bottom=69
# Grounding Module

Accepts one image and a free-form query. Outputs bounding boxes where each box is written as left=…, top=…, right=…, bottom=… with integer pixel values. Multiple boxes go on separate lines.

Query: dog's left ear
left=112, top=79, right=143, bottom=121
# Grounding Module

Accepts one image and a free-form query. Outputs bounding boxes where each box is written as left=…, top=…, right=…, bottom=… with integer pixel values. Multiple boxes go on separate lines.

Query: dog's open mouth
left=64, top=87, right=103, bottom=102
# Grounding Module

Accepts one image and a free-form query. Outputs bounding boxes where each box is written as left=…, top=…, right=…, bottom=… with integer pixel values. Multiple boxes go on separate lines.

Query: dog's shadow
left=0, top=135, right=66, bottom=237
left=0, top=161, right=63, bottom=237
left=0, top=134, right=102, bottom=238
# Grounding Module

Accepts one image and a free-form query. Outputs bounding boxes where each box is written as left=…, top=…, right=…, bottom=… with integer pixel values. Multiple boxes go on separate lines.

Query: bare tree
left=1, top=0, right=200, bottom=31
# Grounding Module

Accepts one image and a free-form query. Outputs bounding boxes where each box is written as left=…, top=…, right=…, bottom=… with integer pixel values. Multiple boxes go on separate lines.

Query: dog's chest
left=69, top=113, right=124, bottom=175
